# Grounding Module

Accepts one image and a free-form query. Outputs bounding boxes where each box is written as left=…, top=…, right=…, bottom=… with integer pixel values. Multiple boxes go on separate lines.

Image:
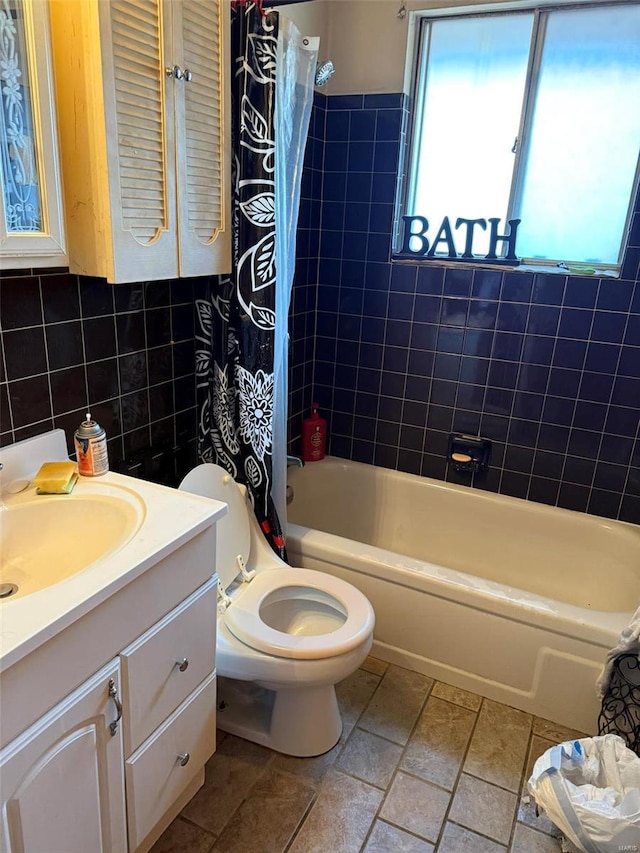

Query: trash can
left=527, top=734, right=640, bottom=853
left=598, top=653, right=640, bottom=757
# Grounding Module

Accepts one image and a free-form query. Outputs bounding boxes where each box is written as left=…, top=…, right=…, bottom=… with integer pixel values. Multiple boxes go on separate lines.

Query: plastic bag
left=528, top=734, right=640, bottom=853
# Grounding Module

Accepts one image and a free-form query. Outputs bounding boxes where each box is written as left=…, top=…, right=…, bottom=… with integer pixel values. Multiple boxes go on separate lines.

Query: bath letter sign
left=401, top=215, right=522, bottom=265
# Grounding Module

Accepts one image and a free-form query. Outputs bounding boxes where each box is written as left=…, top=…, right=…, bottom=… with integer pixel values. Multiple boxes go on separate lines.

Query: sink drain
left=0, top=583, right=19, bottom=599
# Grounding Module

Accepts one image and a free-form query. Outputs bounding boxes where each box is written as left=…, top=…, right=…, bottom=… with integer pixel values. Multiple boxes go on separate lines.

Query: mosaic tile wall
left=291, top=92, right=640, bottom=522
left=0, top=269, right=204, bottom=484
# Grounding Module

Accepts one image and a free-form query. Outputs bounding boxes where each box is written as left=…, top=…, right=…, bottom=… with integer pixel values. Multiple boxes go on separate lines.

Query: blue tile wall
left=289, top=92, right=640, bottom=523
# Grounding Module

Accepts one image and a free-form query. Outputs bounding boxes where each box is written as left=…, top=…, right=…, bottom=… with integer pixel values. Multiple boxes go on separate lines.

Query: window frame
left=395, top=0, right=640, bottom=276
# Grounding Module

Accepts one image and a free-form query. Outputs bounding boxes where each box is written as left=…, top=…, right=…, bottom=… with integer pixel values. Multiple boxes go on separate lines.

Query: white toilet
left=179, top=463, right=375, bottom=757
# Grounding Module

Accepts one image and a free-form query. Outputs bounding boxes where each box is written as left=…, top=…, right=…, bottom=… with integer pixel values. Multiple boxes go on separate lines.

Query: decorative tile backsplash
left=290, top=92, right=640, bottom=523
left=0, top=268, right=204, bottom=484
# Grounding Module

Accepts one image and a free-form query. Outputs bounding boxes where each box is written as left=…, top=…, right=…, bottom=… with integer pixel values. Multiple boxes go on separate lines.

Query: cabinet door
left=0, top=0, right=66, bottom=268
left=99, top=0, right=179, bottom=282
left=0, top=660, right=127, bottom=853
left=172, top=0, right=231, bottom=277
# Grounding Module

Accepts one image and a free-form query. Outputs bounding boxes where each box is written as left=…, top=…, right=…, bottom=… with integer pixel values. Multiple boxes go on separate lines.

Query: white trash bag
left=528, top=734, right=640, bottom=853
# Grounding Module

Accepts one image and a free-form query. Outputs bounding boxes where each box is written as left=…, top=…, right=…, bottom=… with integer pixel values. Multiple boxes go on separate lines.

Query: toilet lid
left=224, top=568, right=375, bottom=660
left=179, top=463, right=250, bottom=590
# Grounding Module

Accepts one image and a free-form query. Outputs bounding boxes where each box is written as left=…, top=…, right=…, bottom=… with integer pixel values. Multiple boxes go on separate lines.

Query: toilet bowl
left=179, top=463, right=375, bottom=757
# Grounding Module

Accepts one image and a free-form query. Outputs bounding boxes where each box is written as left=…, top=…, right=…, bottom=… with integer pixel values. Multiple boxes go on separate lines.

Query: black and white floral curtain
left=195, top=1, right=285, bottom=557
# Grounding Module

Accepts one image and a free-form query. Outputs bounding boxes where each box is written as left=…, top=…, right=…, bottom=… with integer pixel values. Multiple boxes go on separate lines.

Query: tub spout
left=287, top=455, right=304, bottom=468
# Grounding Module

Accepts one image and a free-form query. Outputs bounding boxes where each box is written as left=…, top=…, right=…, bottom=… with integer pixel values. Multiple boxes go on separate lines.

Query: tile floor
left=151, top=658, right=584, bottom=853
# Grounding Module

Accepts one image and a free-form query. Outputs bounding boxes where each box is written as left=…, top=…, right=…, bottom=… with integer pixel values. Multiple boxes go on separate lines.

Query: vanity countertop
left=0, top=471, right=226, bottom=671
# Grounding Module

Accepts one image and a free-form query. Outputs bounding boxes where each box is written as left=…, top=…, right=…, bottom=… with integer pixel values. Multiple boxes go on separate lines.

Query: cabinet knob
left=166, top=65, right=185, bottom=80
left=184, top=69, right=193, bottom=82
left=177, top=752, right=190, bottom=767
left=175, top=658, right=189, bottom=672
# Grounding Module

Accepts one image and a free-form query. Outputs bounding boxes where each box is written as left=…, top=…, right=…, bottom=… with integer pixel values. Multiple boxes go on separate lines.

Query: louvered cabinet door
left=172, top=0, right=231, bottom=277
left=100, top=0, right=179, bottom=282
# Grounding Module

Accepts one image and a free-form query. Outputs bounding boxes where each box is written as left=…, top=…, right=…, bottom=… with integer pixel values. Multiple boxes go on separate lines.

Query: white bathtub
left=286, top=457, right=640, bottom=733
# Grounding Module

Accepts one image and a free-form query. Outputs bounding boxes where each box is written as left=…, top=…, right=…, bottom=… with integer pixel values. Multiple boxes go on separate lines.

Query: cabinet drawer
left=121, top=578, right=216, bottom=754
left=125, top=672, right=216, bottom=851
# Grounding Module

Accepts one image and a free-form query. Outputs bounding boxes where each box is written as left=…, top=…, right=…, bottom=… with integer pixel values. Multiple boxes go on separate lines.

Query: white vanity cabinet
left=0, top=0, right=67, bottom=269
left=0, top=538, right=219, bottom=853
left=48, top=0, right=231, bottom=283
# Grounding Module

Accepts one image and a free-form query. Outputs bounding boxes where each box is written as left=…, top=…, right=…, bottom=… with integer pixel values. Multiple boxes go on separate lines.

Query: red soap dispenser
left=301, top=402, right=327, bottom=462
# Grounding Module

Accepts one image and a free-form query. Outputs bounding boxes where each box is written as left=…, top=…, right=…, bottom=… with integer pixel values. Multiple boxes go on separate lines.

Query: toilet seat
left=179, top=463, right=375, bottom=662
left=224, top=568, right=374, bottom=660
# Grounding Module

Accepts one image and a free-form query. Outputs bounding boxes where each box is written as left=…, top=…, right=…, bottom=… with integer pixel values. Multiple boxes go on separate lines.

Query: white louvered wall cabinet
left=48, top=0, right=231, bottom=284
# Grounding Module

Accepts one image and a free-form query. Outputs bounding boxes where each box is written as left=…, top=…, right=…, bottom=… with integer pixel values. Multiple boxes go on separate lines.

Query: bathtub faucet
left=287, top=455, right=304, bottom=468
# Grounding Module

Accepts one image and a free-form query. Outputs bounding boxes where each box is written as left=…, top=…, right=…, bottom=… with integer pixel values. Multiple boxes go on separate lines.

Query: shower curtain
left=273, top=21, right=318, bottom=529
left=195, top=2, right=316, bottom=554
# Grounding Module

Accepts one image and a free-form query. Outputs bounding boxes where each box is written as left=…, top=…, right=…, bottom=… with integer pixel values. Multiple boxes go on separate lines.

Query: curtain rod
left=262, top=1, right=315, bottom=6
left=231, top=0, right=314, bottom=13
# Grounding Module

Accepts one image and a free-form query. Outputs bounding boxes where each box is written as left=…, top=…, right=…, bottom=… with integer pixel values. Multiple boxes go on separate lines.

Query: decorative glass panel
left=0, top=0, right=42, bottom=232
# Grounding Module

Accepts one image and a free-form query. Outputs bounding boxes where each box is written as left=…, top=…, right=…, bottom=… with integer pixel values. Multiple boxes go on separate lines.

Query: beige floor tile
left=211, top=767, right=315, bottom=853
left=448, top=773, right=517, bottom=845
left=432, top=682, right=483, bottom=712
left=337, top=728, right=403, bottom=788
left=510, top=823, right=563, bottom=852
left=463, top=700, right=532, bottom=792
left=379, top=771, right=450, bottom=843
left=170, top=674, right=582, bottom=853
left=363, top=820, right=434, bottom=852
left=336, top=668, right=383, bottom=733
left=401, top=696, right=477, bottom=790
left=532, top=717, right=585, bottom=743
left=517, top=800, right=562, bottom=842
left=149, top=817, right=216, bottom=853
left=438, top=822, right=507, bottom=853
left=270, top=737, right=342, bottom=787
left=359, top=665, right=433, bottom=745
left=361, top=656, right=389, bottom=676
left=180, top=735, right=273, bottom=835
left=288, top=770, right=382, bottom=853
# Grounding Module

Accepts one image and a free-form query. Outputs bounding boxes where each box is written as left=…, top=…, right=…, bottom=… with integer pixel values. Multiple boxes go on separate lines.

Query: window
left=399, top=2, right=640, bottom=272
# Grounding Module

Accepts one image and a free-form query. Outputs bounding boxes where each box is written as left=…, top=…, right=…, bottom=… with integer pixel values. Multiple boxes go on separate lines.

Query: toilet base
left=216, top=675, right=342, bottom=757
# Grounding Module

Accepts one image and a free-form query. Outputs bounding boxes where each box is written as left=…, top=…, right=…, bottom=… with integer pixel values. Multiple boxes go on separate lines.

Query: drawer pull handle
left=175, top=658, right=189, bottom=672
left=108, top=678, right=123, bottom=737
left=177, top=752, right=190, bottom=767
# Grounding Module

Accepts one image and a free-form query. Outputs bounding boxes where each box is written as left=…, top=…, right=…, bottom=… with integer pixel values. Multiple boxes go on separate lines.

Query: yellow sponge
left=34, top=462, right=78, bottom=495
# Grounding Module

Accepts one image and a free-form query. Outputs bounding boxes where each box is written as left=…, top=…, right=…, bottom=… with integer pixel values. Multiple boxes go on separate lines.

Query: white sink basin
left=0, top=491, right=145, bottom=600
left=0, top=429, right=226, bottom=671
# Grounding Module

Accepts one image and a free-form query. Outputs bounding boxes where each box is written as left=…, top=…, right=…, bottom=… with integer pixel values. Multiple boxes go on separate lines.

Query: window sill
left=390, top=255, right=620, bottom=278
